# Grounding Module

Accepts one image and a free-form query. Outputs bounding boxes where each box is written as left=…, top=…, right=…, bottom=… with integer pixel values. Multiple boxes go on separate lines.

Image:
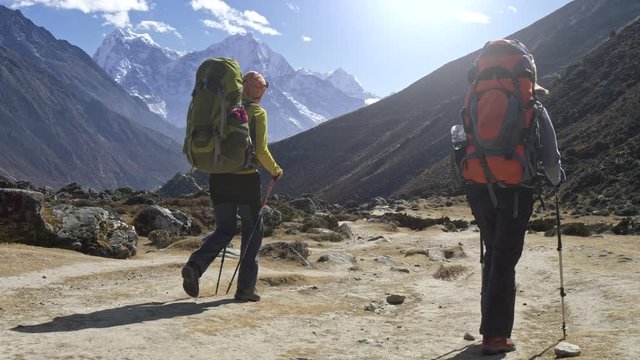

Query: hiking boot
left=481, top=337, right=515, bottom=355
left=234, top=289, right=261, bottom=302
left=181, top=262, right=200, bottom=298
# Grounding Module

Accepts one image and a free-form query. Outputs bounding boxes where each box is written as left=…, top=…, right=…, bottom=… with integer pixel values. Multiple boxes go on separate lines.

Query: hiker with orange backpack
left=181, top=64, right=283, bottom=302
left=454, top=40, right=563, bottom=355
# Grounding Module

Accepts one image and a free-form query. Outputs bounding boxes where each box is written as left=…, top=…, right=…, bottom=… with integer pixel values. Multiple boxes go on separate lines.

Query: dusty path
left=1, top=203, right=639, bottom=360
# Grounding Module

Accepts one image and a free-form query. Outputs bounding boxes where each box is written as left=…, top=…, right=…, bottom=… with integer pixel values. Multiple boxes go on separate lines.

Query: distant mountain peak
left=113, top=28, right=160, bottom=47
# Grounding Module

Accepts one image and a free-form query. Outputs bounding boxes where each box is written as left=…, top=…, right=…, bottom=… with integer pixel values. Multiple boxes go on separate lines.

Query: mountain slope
left=0, top=6, right=181, bottom=142
left=542, top=19, right=640, bottom=211
left=94, top=32, right=372, bottom=141
left=270, top=0, right=640, bottom=203
left=0, top=45, right=187, bottom=190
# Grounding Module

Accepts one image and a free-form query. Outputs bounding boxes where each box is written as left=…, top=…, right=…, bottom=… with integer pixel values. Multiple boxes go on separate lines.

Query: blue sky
left=1, top=0, right=572, bottom=96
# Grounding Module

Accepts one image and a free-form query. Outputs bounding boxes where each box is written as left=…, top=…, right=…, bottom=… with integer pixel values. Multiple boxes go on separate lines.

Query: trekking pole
left=225, top=178, right=278, bottom=295
left=479, top=235, right=484, bottom=296
left=555, top=187, right=567, bottom=339
left=215, top=246, right=226, bottom=295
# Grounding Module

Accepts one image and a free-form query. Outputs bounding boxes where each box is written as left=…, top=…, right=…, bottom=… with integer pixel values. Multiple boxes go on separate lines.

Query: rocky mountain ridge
left=0, top=6, right=187, bottom=190
left=93, top=31, right=377, bottom=141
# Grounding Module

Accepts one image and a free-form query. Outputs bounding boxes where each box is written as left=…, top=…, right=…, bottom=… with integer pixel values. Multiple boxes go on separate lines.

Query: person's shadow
left=430, top=339, right=560, bottom=359
left=11, top=298, right=236, bottom=333
left=429, top=343, right=507, bottom=359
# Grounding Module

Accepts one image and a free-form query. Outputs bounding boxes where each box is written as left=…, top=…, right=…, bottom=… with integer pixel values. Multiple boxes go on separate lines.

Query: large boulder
left=290, top=197, right=318, bottom=214
left=157, top=173, right=203, bottom=198
left=1, top=189, right=137, bottom=258
left=0, top=189, right=55, bottom=245
left=53, top=205, right=138, bottom=258
left=132, top=205, right=193, bottom=236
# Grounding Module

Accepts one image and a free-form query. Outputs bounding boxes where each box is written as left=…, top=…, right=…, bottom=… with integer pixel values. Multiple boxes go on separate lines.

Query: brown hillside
left=270, top=0, right=640, bottom=203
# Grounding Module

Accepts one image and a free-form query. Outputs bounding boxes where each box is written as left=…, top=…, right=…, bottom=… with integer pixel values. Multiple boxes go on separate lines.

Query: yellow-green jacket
left=236, top=101, right=281, bottom=176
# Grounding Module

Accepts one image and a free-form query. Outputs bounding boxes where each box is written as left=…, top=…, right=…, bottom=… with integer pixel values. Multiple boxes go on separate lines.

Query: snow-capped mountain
left=325, top=68, right=378, bottom=103
left=93, top=31, right=377, bottom=141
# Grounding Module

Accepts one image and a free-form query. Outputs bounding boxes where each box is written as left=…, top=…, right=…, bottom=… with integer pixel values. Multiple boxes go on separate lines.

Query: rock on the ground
left=54, top=205, right=137, bottom=258
left=463, top=332, right=476, bottom=341
left=262, top=205, right=283, bottom=230
left=132, top=205, right=193, bottom=236
left=338, top=222, right=353, bottom=238
left=0, top=189, right=55, bottom=245
left=386, top=294, right=406, bottom=305
left=156, top=173, right=202, bottom=198
left=308, top=228, right=343, bottom=242
left=317, top=251, right=356, bottom=264
left=291, top=197, right=318, bottom=214
left=554, top=341, right=581, bottom=358
left=123, top=192, right=158, bottom=205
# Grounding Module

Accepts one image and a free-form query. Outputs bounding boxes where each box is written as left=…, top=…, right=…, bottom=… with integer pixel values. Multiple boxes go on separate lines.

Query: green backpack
left=183, top=57, right=256, bottom=173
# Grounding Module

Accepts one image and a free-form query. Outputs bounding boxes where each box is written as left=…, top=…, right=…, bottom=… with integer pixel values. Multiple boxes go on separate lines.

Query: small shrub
left=528, top=218, right=556, bottom=232
left=259, top=240, right=310, bottom=263
left=561, top=222, right=591, bottom=237
left=433, top=264, right=468, bottom=281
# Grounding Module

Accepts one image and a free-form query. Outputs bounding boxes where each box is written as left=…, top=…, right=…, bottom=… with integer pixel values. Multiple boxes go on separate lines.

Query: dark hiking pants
left=466, top=185, right=534, bottom=338
left=188, top=173, right=262, bottom=294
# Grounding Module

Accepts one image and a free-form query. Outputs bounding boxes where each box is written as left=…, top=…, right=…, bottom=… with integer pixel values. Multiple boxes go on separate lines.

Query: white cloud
left=453, top=11, right=491, bottom=24
left=191, top=0, right=280, bottom=36
left=136, top=20, right=183, bottom=38
left=287, top=2, right=300, bottom=12
left=508, top=6, right=517, bottom=13
left=302, top=35, right=311, bottom=42
left=9, top=0, right=149, bottom=27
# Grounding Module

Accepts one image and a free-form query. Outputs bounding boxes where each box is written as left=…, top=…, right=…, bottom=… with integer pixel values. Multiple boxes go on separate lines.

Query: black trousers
left=466, top=185, right=534, bottom=338
left=188, top=172, right=262, bottom=293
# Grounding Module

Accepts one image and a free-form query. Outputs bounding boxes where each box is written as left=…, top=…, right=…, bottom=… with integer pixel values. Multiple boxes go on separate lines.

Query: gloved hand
left=272, top=168, right=283, bottom=181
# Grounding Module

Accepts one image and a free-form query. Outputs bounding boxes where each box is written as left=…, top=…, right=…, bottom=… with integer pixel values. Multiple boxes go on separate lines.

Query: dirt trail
left=1, top=203, right=639, bottom=360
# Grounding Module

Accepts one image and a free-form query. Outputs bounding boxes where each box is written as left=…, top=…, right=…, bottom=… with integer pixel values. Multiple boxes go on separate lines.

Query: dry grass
left=259, top=274, right=308, bottom=286
left=167, top=237, right=202, bottom=251
left=433, top=264, right=468, bottom=280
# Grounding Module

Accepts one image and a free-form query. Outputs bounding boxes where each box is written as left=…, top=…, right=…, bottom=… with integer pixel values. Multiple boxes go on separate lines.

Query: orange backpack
left=460, top=39, right=542, bottom=202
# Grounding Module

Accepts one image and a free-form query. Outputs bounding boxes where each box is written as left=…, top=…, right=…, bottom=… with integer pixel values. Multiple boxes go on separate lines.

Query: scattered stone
left=386, top=294, right=406, bottom=305
left=308, top=228, right=343, bottom=242
left=554, top=341, right=581, bottom=358
left=317, top=251, right=356, bottom=264
left=463, top=332, right=476, bottom=341
left=364, top=302, right=378, bottom=312
left=405, top=248, right=429, bottom=257
left=374, top=256, right=398, bottom=265
left=338, top=223, right=353, bottom=238
left=391, top=267, right=410, bottom=273
left=367, top=235, right=385, bottom=242
left=358, top=339, right=375, bottom=345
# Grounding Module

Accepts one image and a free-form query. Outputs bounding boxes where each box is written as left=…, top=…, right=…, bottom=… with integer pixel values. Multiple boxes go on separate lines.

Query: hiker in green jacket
left=181, top=71, right=283, bottom=302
